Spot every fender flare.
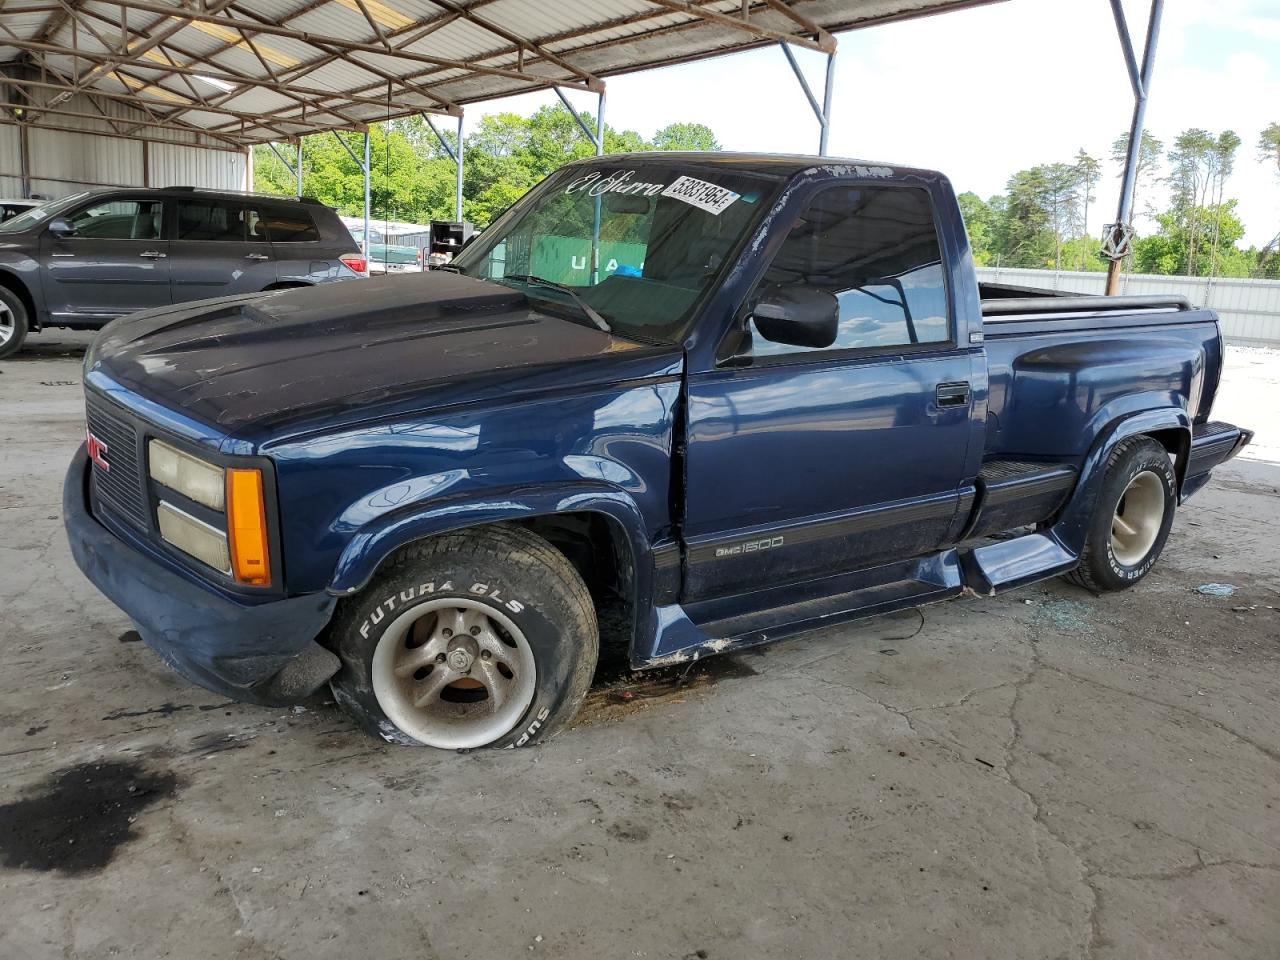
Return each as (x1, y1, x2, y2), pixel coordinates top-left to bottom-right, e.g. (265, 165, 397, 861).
(1051, 407, 1191, 555)
(326, 481, 656, 608)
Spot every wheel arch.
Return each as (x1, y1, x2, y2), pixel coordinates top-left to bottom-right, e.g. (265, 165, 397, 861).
(327, 487, 654, 656)
(1051, 406, 1191, 555)
(0, 267, 39, 330)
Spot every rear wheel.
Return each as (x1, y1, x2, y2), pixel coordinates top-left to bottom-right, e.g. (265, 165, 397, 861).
(0, 286, 30, 359)
(1067, 436, 1176, 592)
(328, 525, 598, 749)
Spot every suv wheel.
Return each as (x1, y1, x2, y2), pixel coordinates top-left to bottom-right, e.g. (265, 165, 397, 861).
(1066, 436, 1177, 592)
(0, 286, 30, 359)
(328, 525, 598, 750)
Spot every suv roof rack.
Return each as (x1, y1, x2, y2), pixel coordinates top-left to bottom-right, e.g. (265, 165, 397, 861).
(167, 186, 325, 205)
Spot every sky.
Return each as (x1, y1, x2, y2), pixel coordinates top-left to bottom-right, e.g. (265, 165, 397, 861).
(462, 0, 1280, 248)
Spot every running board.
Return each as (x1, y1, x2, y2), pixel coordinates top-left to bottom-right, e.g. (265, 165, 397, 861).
(698, 575, 960, 646)
(641, 553, 963, 665)
(959, 532, 1077, 595)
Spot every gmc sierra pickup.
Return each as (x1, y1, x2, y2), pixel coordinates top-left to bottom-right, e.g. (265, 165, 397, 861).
(64, 153, 1251, 751)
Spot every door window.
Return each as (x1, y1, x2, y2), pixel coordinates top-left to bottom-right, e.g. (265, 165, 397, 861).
(261, 208, 320, 243)
(245, 209, 269, 243)
(65, 199, 162, 240)
(748, 185, 950, 359)
(177, 199, 251, 242)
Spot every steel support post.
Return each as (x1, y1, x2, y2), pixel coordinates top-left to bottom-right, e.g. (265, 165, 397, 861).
(781, 41, 836, 156)
(295, 139, 303, 199)
(591, 88, 606, 281)
(555, 85, 608, 281)
(363, 131, 371, 260)
(1104, 0, 1164, 295)
(455, 113, 465, 222)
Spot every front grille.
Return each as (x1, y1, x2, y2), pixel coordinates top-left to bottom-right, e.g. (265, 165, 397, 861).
(86, 396, 149, 531)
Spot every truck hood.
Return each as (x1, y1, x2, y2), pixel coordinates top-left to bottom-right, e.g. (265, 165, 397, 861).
(86, 272, 683, 443)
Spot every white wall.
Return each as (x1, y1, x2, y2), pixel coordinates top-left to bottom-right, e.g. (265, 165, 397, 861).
(977, 267, 1280, 347)
(0, 89, 246, 200)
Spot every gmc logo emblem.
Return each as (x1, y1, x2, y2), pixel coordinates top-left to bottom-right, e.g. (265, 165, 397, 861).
(86, 429, 109, 472)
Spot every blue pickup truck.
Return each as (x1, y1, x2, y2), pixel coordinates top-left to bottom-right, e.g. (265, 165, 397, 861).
(65, 153, 1251, 751)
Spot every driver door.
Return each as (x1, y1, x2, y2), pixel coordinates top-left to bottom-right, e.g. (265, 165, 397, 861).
(40, 196, 171, 323)
(681, 182, 977, 601)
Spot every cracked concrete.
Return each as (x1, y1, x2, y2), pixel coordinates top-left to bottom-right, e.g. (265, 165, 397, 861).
(1, 334, 1277, 960)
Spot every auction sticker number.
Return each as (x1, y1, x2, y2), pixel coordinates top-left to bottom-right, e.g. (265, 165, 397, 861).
(661, 176, 741, 215)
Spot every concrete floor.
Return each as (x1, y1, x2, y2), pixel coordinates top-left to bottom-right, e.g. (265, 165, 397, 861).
(1, 332, 1277, 960)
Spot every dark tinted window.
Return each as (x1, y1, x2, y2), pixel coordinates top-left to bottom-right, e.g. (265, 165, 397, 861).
(67, 199, 162, 240)
(262, 207, 319, 243)
(750, 185, 949, 358)
(177, 199, 248, 241)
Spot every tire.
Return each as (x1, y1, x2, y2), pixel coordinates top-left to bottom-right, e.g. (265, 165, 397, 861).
(0, 286, 30, 360)
(1066, 436, 1176, 593)
(328, 524, 598, 750)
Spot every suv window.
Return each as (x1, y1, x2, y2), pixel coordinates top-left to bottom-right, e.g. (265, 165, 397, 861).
(66, 199, 162, 240)
(261, 207, 319, 243)
(749, 185, 950, 359)
(177, 199, 252, 242)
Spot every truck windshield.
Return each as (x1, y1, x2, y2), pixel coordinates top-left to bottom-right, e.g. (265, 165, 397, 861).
(451, 163, 776, 343)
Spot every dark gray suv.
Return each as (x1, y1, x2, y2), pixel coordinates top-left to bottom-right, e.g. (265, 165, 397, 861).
(0, 187, 367, 358)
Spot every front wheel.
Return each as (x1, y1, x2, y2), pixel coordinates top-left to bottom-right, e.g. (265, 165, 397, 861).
(0, 286, 30, 360)
(1067, 436, 1177, 592)
(328, 525, 598, 750)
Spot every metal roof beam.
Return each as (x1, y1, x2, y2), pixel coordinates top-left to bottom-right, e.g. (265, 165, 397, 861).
(427, 0, 604, 92)
(86, 0, 596, 91)
(0, 74, 363, 136)
(0, 97, 245, 148)
(0, 36, 451, 115)
(643, 0, 835, 53)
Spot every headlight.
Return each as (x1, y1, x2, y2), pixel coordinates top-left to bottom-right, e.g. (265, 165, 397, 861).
(157, 501, 231, 574)
(149, 440, 224, 509)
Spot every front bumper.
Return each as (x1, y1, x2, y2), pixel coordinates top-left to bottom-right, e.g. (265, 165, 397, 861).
(63, 447, 339, 706)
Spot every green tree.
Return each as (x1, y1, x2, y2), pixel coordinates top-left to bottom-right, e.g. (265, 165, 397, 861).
(1134, 200, 1250, 277)
(957, 191, 995, 265)
(1258, 122, 1280, 277)
(1206, 131, 1241, 277)
(1259, 122, 1280, 177)
(1073, 149, 1101, 267)
(652, 122, 721, 151)
(996, 167, 1055, 268)
(253, 106, 723, 230)
(1110, 129, 1163, 220)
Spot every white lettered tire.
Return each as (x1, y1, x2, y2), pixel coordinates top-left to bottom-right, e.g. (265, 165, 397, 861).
(328, 525, 598, 749)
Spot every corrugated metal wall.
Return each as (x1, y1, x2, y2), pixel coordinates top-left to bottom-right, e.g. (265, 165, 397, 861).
(977, 267, 1280, 347)
(0, 87, 246, 200)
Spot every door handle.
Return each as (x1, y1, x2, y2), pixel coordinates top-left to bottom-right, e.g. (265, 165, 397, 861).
(936, 381, 971, 408)
(244, 252, 270, 261)
(139, 250, 167, 259)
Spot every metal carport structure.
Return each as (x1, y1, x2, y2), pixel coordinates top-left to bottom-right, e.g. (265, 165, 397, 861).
(1, 0, 1163, 280)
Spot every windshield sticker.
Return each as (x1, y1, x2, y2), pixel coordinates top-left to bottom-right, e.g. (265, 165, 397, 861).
(661, 176, 741, 215)
(564, 169, 741, 214)
(565, 170, 667, 198)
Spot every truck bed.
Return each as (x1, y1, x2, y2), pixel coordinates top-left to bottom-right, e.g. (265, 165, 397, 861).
(977, 286, 1223, 464)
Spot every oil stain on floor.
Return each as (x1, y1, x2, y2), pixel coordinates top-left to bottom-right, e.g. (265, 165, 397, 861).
(0, 760, 181, 874)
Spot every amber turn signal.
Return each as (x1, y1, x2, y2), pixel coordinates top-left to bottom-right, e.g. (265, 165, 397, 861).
(226, 468, 271, 587)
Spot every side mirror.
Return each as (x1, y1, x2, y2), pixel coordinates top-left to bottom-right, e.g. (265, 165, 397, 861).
(46, 217, 74, 238)
(751, 285, 838, 348)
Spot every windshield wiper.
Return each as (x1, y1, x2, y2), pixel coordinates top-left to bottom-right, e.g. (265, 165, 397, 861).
(501, 274, 612, 333)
